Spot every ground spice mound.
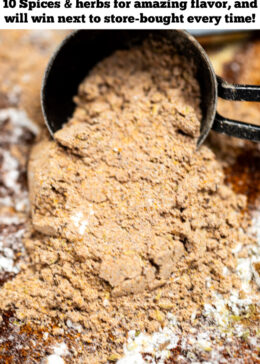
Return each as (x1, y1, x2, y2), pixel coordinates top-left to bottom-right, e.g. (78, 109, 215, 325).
(0, 39, 253, 362)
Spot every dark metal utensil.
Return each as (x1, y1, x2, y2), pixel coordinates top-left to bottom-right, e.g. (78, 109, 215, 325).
(41, 30, 260, 147)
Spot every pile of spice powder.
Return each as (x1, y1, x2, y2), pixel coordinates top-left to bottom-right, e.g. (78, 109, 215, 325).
(0, 37, 255, 363)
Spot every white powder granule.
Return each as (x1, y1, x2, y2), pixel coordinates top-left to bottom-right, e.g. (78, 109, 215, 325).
(0, 108, 39, 135)
(43, 354, 64, 364)
(119, 327, 179, 364)
(52, 342, 69, 356)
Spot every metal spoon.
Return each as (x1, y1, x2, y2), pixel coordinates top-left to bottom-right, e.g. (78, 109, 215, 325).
(41, 30, 260, 147)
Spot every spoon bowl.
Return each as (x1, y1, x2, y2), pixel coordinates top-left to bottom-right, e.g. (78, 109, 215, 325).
(42, 30, 260, 147)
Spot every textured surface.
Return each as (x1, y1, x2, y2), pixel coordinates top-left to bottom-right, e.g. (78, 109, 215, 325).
(0, 31, 259, 364)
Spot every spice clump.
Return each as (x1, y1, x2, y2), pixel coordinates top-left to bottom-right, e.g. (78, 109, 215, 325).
(0, 38, 252, 362)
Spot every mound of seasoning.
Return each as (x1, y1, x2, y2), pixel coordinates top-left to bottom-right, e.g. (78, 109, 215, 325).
(0, 38, 253, 362)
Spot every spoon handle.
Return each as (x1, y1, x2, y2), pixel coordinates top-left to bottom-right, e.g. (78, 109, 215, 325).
(212, 113, 260, 142)
(212, 77, 260, 141)
(217, 76, 260, 102)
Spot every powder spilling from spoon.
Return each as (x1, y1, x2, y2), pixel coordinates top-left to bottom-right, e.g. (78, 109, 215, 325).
(0, 38, 255, 362)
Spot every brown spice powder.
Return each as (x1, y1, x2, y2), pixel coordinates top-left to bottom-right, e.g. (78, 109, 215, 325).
(0, 38, 254, 363)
